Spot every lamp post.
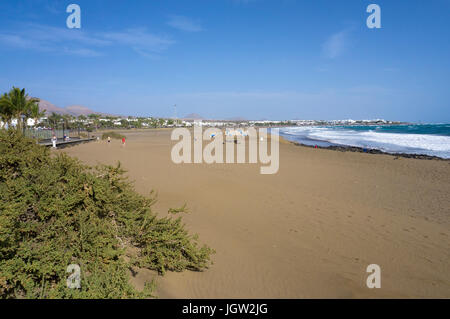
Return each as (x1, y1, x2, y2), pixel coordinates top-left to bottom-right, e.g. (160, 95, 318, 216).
(61, 119, 65, 141)
(20, 114, 26, 135)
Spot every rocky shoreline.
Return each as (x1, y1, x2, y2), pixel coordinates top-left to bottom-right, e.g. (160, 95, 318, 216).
(291, 141, 449, 161)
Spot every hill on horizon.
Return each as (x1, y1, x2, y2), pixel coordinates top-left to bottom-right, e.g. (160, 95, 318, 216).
(33, 98, 97, 117)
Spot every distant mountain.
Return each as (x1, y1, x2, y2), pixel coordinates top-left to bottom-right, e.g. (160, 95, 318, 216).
(35, 99, 69, 115)
(65, 105, 95, 116)
(33, 98, 97, 116)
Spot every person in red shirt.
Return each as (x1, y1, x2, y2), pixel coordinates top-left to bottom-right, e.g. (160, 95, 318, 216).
(122, 137, 126, 146)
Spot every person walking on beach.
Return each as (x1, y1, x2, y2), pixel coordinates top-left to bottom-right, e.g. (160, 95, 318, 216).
(51, 135, 57, 148)
(121, 137, 126, 146)
(107, 136, 111, 144)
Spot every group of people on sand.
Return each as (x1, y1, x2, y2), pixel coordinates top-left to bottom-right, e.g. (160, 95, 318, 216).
(50, 133, 126, 149)
(51, 133, 71, 148)
(106, 136, 126, 146)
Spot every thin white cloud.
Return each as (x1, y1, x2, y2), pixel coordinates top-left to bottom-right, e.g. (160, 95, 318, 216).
(63, 47, 103, 57)
(0, 24, 174, 57)
(100, 28, 174, 53)
(322, 30, 348, 59)
(0, 24, 107, 56)
(0, 34, 40, 49)
(132, 47, 164, 60)
(167, 15, 202, 32)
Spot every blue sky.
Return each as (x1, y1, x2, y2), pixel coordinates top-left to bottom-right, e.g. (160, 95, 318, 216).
(0, 0, 449, 122)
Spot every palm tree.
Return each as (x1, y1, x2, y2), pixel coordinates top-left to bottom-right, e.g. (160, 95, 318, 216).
(88, 113, 100, 130)
(47, 112, 62, 130)
(0, 93, 14, 127)
(0, 87, 40, 130)
(62, 114, 73, 129)
(76, 115, 87, 128)
(28, 103, 46, 128)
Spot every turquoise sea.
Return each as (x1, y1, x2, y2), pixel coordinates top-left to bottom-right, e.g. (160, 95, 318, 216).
(279, 124, 450, 158)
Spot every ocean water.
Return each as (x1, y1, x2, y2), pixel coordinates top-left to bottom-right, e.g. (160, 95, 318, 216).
(278, 124, 450, 159)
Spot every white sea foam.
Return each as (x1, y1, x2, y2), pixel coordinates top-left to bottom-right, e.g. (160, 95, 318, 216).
(280, 127, 450, 158)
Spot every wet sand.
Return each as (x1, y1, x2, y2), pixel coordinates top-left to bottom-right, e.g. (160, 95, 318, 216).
(60, 129, 450, 298)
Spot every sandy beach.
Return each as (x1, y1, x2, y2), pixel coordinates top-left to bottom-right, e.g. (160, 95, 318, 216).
(59, 129, 450, 298)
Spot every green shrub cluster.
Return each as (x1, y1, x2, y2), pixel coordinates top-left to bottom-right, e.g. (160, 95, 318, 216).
(101, 131, 125, 140)
(0, 130, 213, 298)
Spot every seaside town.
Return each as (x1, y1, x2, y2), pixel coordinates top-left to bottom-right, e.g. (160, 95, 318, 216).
(0, 104, 403, 131)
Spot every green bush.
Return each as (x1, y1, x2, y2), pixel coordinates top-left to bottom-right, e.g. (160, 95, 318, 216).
(0, 130, 213, 298)
(101, 131, 125, 140)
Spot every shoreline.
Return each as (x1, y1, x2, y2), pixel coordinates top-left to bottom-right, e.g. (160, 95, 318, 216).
(88, 126, 449, 160)
(287, 140, 450, 161)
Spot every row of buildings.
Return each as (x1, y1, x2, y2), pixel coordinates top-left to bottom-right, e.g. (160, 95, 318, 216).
(2, 116, 401, 129)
